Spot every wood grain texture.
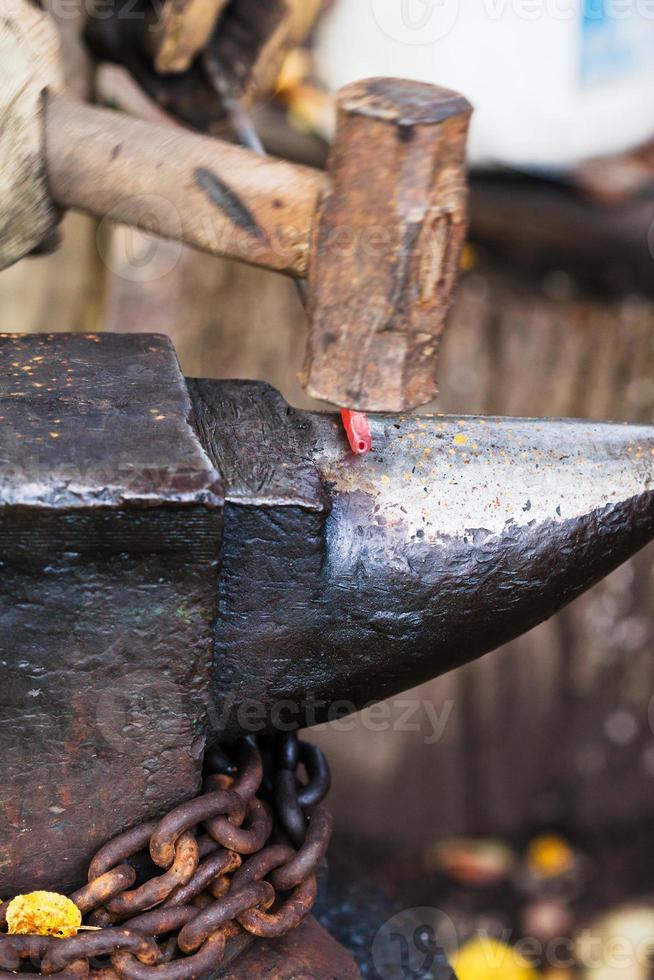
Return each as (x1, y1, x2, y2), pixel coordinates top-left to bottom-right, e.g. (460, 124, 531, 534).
(46, 93, 324, 278)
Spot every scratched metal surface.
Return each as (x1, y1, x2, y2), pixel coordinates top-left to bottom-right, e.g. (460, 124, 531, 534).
(0, 332, 223, 507)
(319, 413, 654, 537)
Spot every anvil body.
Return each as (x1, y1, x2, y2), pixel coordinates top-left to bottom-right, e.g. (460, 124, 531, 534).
(1, 332, 653, 893)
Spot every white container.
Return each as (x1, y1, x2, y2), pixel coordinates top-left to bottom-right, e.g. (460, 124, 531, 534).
(315, 0, 654, 171)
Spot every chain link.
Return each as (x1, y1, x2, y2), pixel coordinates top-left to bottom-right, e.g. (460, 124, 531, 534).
(0, 735, 332, 978)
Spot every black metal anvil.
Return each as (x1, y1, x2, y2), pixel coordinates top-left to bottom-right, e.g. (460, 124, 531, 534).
(2, 331, 653, 894)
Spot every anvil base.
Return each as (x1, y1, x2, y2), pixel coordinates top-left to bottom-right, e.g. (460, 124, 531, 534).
(220, 917, 359, 978)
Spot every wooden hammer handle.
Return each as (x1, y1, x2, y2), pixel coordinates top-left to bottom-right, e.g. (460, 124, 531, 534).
(45, 92, 325, 277)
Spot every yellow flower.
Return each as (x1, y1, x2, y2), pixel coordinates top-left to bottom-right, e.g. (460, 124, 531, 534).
(452, 937, 539, 980)
(6, 891, 81, 938)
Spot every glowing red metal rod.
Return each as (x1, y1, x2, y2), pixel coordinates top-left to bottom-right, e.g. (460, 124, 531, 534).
(340, 410, 372, 455)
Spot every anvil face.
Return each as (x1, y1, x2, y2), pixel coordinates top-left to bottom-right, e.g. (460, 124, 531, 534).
(1, 332, 653, 893)
(197, 383, 654, 734)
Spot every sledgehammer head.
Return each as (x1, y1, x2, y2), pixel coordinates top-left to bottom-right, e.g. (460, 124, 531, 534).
(305, 78, 472, 412)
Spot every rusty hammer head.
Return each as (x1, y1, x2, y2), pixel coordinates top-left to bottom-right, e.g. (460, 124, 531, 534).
(39, 76, 471, 414)
(305, 78, 472, 412)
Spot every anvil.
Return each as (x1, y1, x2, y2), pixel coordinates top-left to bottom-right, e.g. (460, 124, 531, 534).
(1, 331, 653, 893)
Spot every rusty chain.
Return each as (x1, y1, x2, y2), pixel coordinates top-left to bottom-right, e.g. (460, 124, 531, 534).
(0, 734, 331, 978)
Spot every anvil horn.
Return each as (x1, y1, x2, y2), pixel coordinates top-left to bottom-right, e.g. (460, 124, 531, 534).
(2, 331, 653, 893)
(192, 381, 654, 737)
